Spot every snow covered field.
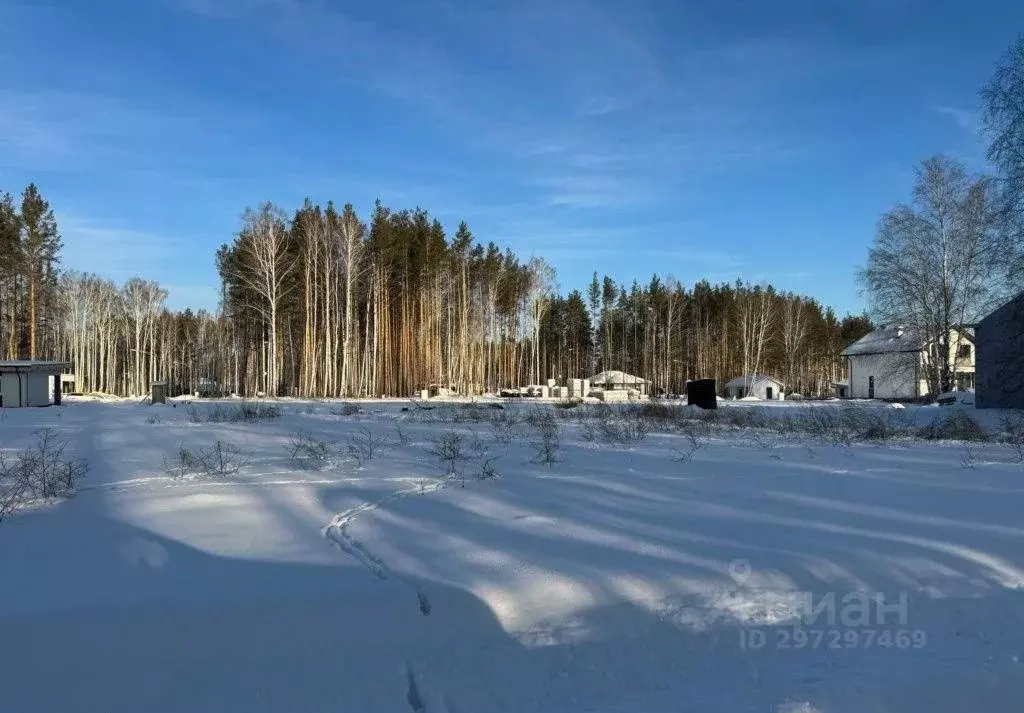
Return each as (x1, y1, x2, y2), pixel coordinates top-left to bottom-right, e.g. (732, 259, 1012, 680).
(2, 397, 1023, 712)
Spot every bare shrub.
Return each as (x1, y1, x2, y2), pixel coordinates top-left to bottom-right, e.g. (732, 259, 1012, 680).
(525, 407, 557, 431)
(393, 422, 410, 446)
(195, 441, 248, 477)
(719, 407, 770, 430)
(629, 402, 674, 421)
(798, 408, 855, 448)
(146, 413, 162, 424)
(0, 429, 89, 519)
(624, 418, 651, 442)
(960, 443, 979, 469)
(919, 410, 990, 442)
(467, 430, 489, 458)
(164, 445, 201, 478)
(748, 429, 782, 459)
(848, 406, 913, 441)
(347, 426, 385, 466)
(14, 428, 89, 498)
(532, 431, 560, 467)
(477, 457, 500, 481)
(530, 414, 560, 467)
(429, 431, 467, 480)
(286, 430, 336, 470)
(594, 413, 649, 446)
(0, 477, 22, 523)
(673, 420, 711, 461)
(435, 403, 494, 424)
(330, 402, 361, 417)
(998, 412, 1024, 462)
(187, 402, 280, 423)
(489, 411, 520, 445)
(579, 420, 597, 442)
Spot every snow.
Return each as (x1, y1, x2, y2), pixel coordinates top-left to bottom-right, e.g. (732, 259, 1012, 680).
(938, 389, 976, 406)
(725, 373, 784, 389)
(589, 370, 648, 385)
(2, 397, 1023, 712)
(841, 326, 926, 356)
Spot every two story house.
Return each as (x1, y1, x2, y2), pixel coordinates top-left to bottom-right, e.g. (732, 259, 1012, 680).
(840, 325, 975, 400)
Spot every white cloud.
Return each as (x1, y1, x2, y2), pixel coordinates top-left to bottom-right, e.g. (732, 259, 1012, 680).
(935, 105, 980, 134)
(59, 215, 184, 279)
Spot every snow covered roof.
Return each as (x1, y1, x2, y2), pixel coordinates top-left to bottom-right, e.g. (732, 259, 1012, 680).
(841, 326, 926, 356)
(724, 374, 784, 389)
(842, 325, 975, 357)
(589, 370, 648, 385)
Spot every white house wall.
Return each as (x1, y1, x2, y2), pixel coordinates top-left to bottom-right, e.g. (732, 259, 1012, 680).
(848, 352, 921, 399)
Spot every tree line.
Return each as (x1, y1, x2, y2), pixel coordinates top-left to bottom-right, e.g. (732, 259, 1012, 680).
(0, 186, 870, 398)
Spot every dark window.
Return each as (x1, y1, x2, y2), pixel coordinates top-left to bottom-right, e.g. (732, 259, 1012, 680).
(957, 344, 972, 359)
(868, 376, 875, 399)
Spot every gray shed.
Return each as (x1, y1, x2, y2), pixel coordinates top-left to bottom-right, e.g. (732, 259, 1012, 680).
(0, 361, 73, 408)
(976, 291, 1024, 409)
(724, 374, 784, 400)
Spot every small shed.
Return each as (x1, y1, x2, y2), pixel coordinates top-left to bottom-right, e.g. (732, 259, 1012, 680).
(589, 370, 649, 396)
(0, 361, 73, 407)
(724, 374, 784, 400)
(833, 379, 849, 399)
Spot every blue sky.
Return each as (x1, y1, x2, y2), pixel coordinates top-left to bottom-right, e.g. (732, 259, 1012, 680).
(1, 0, 1020, 315)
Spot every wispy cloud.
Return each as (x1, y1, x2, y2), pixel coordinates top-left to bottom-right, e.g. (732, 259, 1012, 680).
(0, 90, 201, 172)
(171, 0, 841, 213)
(935, 105, 981, 134)
(934, 105, 987, 168)
(59, 215, 184, 278)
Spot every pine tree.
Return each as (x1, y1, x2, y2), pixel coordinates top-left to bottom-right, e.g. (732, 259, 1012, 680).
(19, 184, 61, 358)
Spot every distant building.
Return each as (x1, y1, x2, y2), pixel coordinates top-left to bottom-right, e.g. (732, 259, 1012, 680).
(0, 361, 73, 407)
(976, 291, 1024, 409)
(589, 370, 648, 397)
(840, 326, 975, 400)
(833, 379, 849, 399)
(724, 374, 784, 400)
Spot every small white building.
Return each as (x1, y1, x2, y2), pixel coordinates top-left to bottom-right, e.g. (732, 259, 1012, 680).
(724, 374, 785, 400)
(841, 325, 975, 400)
(589, 370, 649, 397)
(0, 361, 72, 407)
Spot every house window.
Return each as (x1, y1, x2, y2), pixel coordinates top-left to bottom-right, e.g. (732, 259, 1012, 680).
(956, 373, 975, 390)
(957, 344, 971, 359)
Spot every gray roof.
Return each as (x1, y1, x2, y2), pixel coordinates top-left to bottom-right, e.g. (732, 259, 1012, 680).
(841, 325, 975, 357)
(0, 360, 71, 373)
(589, 370, 648, 385)
(841, 326, 925, 356)
(724, 374, 784, 389)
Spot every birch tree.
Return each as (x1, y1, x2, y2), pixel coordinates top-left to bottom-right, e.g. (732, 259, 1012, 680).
(226, 203, 297, 396)
(860, 156, 1010, 393)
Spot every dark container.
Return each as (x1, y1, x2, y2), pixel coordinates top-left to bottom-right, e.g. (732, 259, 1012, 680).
(686, 379, 717, 409)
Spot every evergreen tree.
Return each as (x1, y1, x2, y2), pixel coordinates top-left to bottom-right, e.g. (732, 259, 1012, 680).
(19, 184, 61, 358)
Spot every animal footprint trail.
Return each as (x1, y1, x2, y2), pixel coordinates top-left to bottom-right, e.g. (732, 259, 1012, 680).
(323, 481, 445, 614)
